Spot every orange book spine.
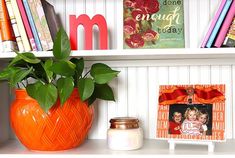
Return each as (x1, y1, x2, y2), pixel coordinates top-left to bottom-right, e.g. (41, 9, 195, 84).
(0, 0, 17, 51)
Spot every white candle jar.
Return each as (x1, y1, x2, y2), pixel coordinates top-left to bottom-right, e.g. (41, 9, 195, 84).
(107, 117, 143, 150)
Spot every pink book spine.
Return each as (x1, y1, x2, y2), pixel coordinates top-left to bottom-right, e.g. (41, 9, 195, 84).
(214, 0, 235, 48)
(201, 0, 227, 48)
(16, 0, 37, 51)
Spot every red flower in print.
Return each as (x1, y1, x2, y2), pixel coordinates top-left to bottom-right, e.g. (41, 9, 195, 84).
(124, 0, 159, 14)
(131, 8, 147, 20)
(124, 18, 138, 35)
(131, 0, 160, 20)
(142, 29, 159, 41)
(124, 0, 136, 8)
(125, 33, 145, 48)
(143, 0, 160, 14)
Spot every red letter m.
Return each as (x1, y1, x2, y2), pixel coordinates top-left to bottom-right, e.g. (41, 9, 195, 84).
(70, 14, 108, 50)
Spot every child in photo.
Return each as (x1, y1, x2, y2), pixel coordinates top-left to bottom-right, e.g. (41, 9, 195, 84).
(169, 112, 182, 134)
(181, 107, 202, 136)
(198, 110, 209, 135)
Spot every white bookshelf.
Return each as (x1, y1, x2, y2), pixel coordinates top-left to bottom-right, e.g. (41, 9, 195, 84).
(1, 48, 235, 61)
(1, 139, 235, 157)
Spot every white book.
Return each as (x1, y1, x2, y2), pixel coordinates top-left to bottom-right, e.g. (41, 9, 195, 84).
(5, 0, 25, 52)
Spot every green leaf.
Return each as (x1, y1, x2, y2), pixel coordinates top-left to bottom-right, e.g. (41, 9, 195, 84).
(90, 63, 119, 84)
(9, 52, 41, 67)
(9, 67, 33, 87)
(49, 61, 75, 77)
(26, 81, 44, 100)
(87, 83, 115, 105)
(70, 58, 84, 78)
(8, 55, 23, 67)
(43, 59, 54, 82)
(57, 77, 74, 105)
(94, 84, 115, 101)
(31, 63, 46, 80)
(0, 67, 19, 80)
(78, 78, 94, 101)
(37, 83, 58, 112)
(53, 28, 71, 60)
(26, 82, 57, 112)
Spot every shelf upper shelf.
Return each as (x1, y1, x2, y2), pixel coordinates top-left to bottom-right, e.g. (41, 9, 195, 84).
(0, 139, 235, 157)
(1, 48, 235, 61)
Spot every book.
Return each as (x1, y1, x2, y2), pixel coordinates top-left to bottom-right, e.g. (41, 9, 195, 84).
(26, 0, 49, 50)
(4, 0, 24, 51)
(123, 0, 185, 49)
(201, 0, 227, 48)
(206, 0, 233, 48)
(22, 0, 42, 51)
(41, 0, 60, 41)
(11, 0, 31, 51)
(214, 0, 235, 48)
(28, 0, 53, 50)
(223, 17, 235, 47)
(16, 0, 37, 51)
(0, 0, 17, 52)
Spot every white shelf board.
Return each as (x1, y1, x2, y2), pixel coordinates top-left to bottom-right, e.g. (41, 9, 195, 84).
(1, 139, 235, 157)
(1, 48, 235, 61)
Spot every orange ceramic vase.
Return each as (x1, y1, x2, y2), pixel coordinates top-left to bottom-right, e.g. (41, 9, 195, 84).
(10, 89, 94, 151)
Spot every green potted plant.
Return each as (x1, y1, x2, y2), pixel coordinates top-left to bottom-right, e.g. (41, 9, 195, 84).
(0, 28, 119, 151)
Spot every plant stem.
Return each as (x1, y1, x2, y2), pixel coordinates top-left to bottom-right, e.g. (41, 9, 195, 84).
(26, 79, 29, 85)
(21, 81, 26, 88)
(51, 82, 56, 87)
(83, 70, 90, 78)
(17, 83, 20, 89)
(40, 62, 50, 83)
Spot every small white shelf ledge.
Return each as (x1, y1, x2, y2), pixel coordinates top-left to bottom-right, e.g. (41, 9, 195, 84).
(1, 139, 235, 157)
(1, 48, 235, 61)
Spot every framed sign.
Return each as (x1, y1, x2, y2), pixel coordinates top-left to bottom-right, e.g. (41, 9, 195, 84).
(157, 85, 225, 141)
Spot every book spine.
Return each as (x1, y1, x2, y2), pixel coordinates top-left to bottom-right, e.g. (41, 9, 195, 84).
(0, 0, 17, 52)
(16, 0, 37, 51)
(11, 0, 31, 51)
(201, 0, 227, 48)
(22, 0, 42, 51)
(214, 0, 235, 48)
(33, 0, 53, 50)
(41, 0, 60, 41)
(206, 0, 233, 48)
(223, 17, 235, 47)
(4, 0, 24, 52)
(27, 0, 49, 51)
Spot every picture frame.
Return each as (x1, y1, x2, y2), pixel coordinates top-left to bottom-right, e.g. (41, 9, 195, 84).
(157, 84, 226, 141)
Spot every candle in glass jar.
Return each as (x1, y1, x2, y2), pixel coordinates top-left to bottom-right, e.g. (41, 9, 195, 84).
(107, 117, 143, 150)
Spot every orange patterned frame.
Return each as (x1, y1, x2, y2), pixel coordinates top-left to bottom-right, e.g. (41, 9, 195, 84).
(157, 84, 225, 141)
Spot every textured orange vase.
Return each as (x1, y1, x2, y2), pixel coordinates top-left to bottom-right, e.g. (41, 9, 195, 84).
(10, 89, 94, 151)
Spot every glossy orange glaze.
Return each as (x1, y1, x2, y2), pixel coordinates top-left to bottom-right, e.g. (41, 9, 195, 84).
(10, 89, 94, 151)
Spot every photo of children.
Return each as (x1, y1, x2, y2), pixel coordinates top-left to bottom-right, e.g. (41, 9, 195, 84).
(169, 112, 182, 134)
(168, 104, 212, 136)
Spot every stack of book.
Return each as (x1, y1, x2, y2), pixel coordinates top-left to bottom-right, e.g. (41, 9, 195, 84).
(202, 0, 235, 48)
(0, 0, 60, 52)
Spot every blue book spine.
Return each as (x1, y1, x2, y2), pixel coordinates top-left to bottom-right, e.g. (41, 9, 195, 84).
(23, 0, 43, 51)
(206, 0, 233, 48)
